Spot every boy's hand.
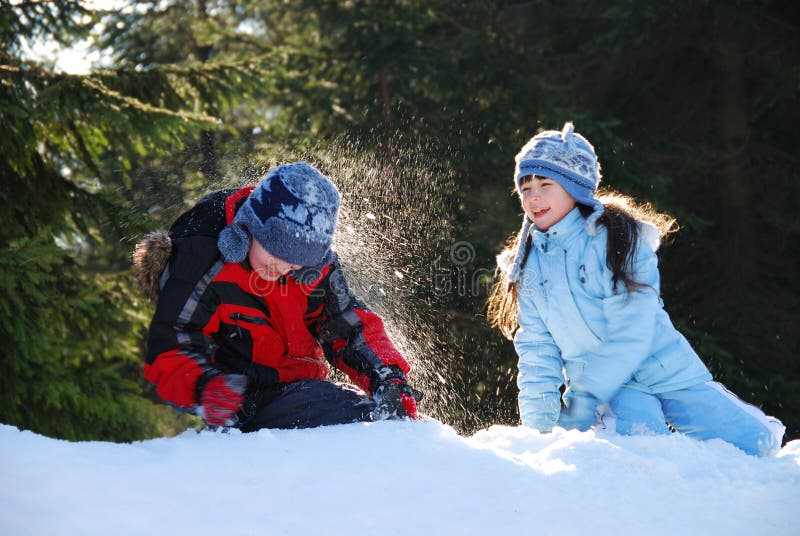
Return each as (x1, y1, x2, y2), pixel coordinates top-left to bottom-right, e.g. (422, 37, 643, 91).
(373, 367, 422, 420)
(197, 374, 247, 427)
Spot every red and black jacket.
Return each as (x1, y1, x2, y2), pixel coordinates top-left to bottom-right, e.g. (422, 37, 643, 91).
(144, 187, 410, 410)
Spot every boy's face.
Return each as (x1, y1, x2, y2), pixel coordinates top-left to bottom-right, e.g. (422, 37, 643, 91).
(519, 175, 576, 231)
(248, 239, 302, 281)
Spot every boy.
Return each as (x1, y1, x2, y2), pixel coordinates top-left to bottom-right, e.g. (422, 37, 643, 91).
(133, 162, 420, 430)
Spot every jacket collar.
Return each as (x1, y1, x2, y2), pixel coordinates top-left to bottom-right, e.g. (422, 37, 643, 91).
(530, 207, 586, 251)
(225, 186, 256, 224)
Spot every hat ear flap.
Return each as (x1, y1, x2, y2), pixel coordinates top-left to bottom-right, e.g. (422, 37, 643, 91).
(218, 222, 250, 264)
(508, 217, 533, 283)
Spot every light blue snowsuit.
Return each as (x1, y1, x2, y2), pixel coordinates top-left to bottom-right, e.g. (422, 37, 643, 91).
(513, 207, 784, 456)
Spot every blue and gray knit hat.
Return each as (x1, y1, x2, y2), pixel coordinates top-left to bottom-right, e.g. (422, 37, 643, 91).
(514, 122, 602, 210)
(218, 162, 340, 267)
(505, 122, 604, 282)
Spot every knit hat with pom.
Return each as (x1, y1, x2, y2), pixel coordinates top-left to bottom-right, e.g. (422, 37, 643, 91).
(218, 162, 340, 267)
(505, 122, 604, 283)
(514, 122, 602, 210)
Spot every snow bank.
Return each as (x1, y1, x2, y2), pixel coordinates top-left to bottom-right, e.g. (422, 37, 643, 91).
(2, 421, 799, 535)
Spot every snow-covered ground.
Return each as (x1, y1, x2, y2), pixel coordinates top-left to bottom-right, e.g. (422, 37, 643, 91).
(2, 420, 799, 535)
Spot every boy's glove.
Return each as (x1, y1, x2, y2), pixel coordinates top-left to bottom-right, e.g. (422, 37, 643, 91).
(197, 374, 247, 428)
(372, 367, 422, 421)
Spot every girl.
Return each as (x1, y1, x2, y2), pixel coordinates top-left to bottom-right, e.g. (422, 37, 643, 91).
(487, 123, 784, 456)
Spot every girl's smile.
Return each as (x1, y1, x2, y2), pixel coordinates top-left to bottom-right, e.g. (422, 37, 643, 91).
(519, 175, 576, 231)
(532, 206, 550, 216)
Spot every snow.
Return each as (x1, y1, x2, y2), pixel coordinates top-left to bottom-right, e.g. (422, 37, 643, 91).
(2, 420, 799, 536)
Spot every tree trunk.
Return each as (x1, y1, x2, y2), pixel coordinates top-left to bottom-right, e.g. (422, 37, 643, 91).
(196, 0, 218, 181)
(712, 5, 755, 288)
(199, 130, 217, 181)
(378, 65, 395, 178)
(379, 66, 392, 128)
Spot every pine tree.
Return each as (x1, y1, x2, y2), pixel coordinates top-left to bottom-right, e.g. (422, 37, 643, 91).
(0, 0, 265, 440)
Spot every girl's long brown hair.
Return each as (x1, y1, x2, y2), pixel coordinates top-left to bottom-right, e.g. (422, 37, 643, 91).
(487, 188, 678, 340)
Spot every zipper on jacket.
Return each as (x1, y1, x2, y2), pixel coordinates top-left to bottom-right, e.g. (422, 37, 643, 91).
(287, 355, 325, 364)
(230, 312, 269, 325)
(229, 312, 270, 339)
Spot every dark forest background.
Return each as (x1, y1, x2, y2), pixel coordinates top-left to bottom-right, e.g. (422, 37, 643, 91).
(2, 0, 798, 442)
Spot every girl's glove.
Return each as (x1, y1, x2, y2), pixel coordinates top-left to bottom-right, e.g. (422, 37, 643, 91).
(197, 374, 247, 427)
(521, 391, 562, 433)
(559, 388, 603, 431)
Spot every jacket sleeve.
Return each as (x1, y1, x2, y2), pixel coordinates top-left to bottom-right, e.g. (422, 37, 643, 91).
(143, 236, 224, 409)
(572, 239, 661, 403)
(514, 279, 564, 431)
(311, 255, 410, 394)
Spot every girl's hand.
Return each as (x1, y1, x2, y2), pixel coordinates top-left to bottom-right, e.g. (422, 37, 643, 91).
(521, 391, 561, 432)
(559, 389, 603, 431)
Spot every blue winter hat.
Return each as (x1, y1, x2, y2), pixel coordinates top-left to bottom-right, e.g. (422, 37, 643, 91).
(218, 162, 340, 267)
(514, 122, 602, 211)
(505, 123, 604, 283)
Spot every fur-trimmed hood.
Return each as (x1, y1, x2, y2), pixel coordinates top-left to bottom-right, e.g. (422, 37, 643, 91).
(131, 230, 172, 304)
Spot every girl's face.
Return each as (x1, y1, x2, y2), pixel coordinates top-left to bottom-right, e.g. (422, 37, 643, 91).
(248, 239, 302, 281)
(519, 175, 576, 231)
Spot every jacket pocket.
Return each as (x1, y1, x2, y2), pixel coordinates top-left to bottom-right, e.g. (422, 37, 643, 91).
(225, 312, 273, 341)
(230, 312, 270, 326)
(280, 353, 330, 381)
(563, 359, 586, 387)
(632, 355, 667, 388)
(219, 308, 285, 363)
